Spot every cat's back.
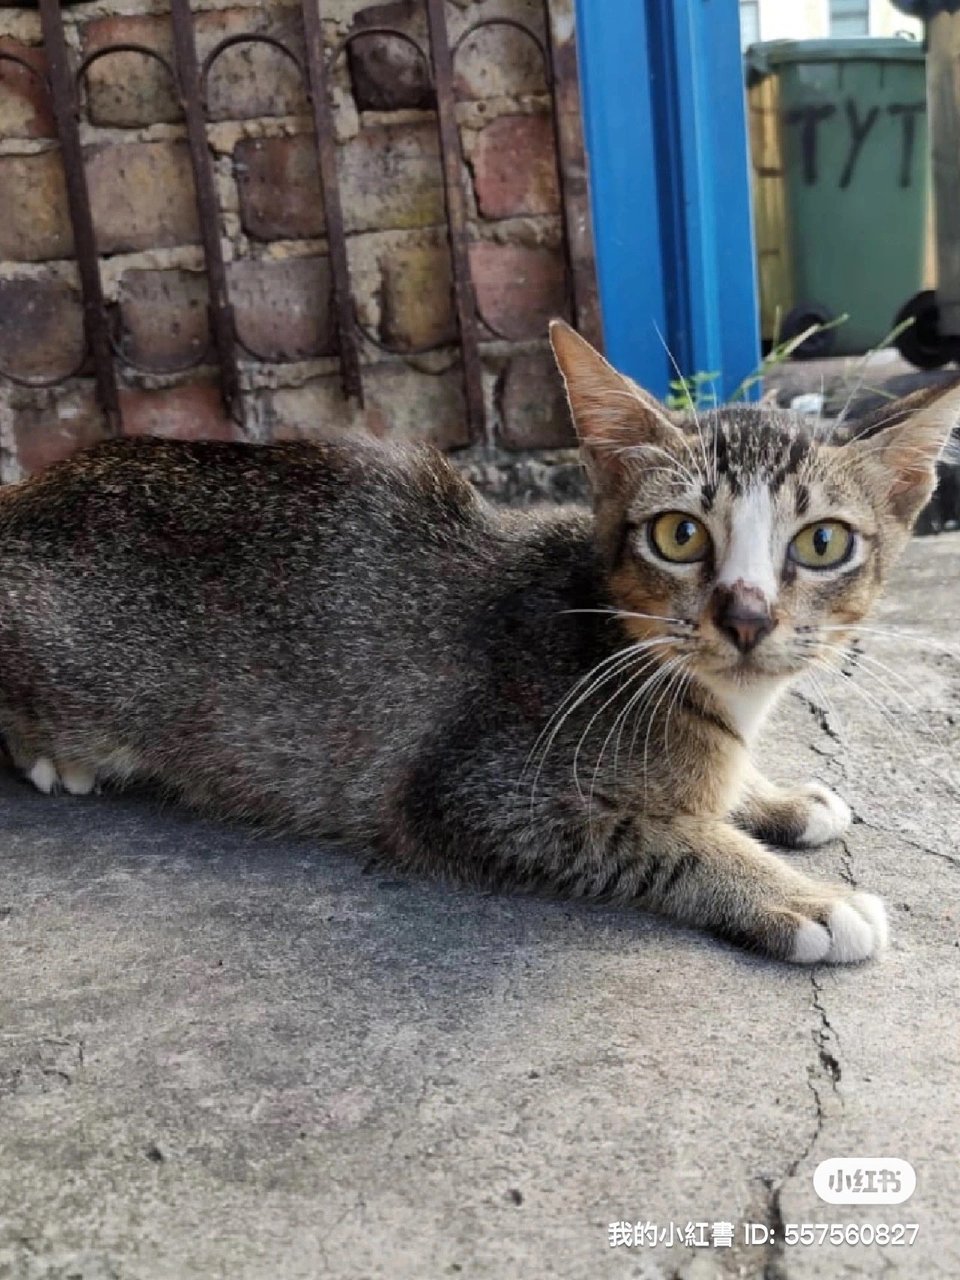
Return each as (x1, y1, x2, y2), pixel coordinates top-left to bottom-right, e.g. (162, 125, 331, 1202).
(0, 433, 599, 650)
(0, 434, 487, 553)
(0, 432, 609, 830)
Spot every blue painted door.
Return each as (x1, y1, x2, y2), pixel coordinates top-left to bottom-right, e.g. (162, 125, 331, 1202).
(573, 0, 761, 401)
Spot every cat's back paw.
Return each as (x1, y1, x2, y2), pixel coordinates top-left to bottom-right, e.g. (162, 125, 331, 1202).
(789, 891, 887, 965)
(24, 757, 98, 796)
(796, 782, 851, 847)
(26, 756, 60, 795)
(61, 764, 98, 796)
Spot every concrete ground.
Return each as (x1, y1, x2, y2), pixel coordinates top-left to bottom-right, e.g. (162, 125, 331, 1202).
(1, 535, 958, 1280)
(762, 348, 958, 418)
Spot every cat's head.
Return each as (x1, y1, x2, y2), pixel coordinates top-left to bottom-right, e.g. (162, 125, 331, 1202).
(550, 320, 960, 696)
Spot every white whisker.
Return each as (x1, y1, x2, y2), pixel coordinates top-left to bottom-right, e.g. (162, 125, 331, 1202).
(557, 607, 693, 628)
(662, 662, 693, 762)
(522, 637, 678, 806)
(654, 322, 713, 483)
(640, 654, 691, 802)
(587, 653, 686, 807)
(572, 644, 688, 805)
(821, 623, 960, 659)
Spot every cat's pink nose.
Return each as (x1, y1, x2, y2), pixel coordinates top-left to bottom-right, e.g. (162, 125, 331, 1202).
(712, 588, 777, 654)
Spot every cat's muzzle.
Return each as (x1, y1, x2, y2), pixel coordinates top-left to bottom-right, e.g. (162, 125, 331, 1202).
(711, 586, 777, 655)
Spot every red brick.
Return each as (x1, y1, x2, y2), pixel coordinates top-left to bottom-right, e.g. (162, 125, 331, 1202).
(469, 242, 566, 340)
(80, 11, 307, 129)
(347, 1, 433, 112)
(378, 244, 454, 351)
(470, 115, 559, 219)
(199, 10, 307, 123)
(230, 257, 335, 360)
(270, 362, 468, 450)
(0, 277, 85, 383)
(236, 124, 443, 240)
(373, 240, 565, 358)
(341, 123, 443, 233)
(497, 348, 574, 450)
(0, 38, 55, 140)
(118, 269, 211, 371)
(119, 384, 240, 441)
(363, 363, 468, 448)
(235, 136, 324, 241)
(0, 152, 73, 262)
(121, 259, 334, 367)
(454, 24, 547, 101)
(79, 16, 179, 128)
(87, 142, 200, 254)
(12, 387, 107, 476)
(268, 376, 352, 442)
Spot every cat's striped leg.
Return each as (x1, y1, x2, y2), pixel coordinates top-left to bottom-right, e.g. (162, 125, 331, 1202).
(576, 813, 885, 964)
(733, 761, 851, 849)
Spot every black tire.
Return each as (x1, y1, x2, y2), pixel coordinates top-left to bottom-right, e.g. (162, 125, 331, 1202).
(937, 465, 960, 528)
(780, 303, 836, 360)
(915, 468, 948, 535)
(915, 498, 944, 536)
(893, 290, 960, 370)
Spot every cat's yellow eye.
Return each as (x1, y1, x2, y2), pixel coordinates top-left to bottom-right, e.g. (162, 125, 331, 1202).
(648, 512, 710, 564)
(789, 520, 854, 570)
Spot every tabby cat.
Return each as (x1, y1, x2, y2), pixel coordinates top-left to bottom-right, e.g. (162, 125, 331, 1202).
(1, 322, 955, 964)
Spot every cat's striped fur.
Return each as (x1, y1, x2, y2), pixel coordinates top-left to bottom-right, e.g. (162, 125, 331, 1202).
(0, 321, 955, 963)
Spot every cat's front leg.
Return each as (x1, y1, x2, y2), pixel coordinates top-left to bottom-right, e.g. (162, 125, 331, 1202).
(588, 813, 884, 964)
(732, 760, 851, 849)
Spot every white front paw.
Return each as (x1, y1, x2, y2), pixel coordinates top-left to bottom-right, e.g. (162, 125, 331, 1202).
(796, 783, 851, 848)
(791, 892, 888, 964)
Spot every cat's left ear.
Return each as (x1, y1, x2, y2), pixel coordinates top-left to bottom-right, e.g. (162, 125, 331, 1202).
(549, 320, 685, 490)
(846, 379, 960, 525)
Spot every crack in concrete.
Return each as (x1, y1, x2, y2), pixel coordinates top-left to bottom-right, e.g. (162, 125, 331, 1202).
(810, 974, 843, 1094)
(851, 804, 960, 872)
(791, 689, 844, 750)
(837, 836, 856, 887)
(790, 689, 850, 801)
(760, 974, 844, 1280)
(894, 834, 960, 871)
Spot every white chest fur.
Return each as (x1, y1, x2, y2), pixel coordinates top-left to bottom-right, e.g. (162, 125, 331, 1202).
(708, 677, 786, 744)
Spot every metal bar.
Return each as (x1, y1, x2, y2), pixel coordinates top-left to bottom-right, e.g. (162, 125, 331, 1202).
(301, 0, 363, 403)
(168, 0, 243, 424)
(37, 0, 121, 433)
(424, 0, 486, 446)
(542, 0, 602, 349)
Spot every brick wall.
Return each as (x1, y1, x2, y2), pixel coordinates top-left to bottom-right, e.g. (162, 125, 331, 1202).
(0, 0, 597, 491)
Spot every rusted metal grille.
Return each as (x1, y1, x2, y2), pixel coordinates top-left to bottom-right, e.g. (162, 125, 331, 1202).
(0, 0, 597, 447)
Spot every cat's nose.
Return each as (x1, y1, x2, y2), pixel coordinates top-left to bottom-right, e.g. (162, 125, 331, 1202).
(712, 588, 777, 654)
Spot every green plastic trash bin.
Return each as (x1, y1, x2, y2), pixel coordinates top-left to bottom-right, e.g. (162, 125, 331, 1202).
(746, 38, 929, 357)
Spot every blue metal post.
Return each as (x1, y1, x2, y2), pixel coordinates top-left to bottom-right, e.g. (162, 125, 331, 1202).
(573, 0, 761, 401)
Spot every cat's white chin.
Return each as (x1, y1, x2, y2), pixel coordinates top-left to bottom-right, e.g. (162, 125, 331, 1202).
(698, 670, 790, 743)
(791, 893, 888, 964)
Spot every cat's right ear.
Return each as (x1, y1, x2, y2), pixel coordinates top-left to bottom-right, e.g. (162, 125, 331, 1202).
(844, 378, 960, 526)
(549, 320, 684, 490)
